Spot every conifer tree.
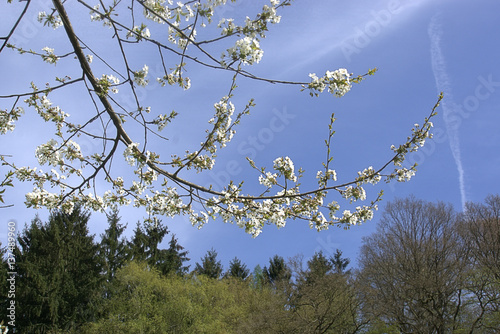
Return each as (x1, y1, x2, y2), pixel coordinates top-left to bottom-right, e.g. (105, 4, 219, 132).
(160, 234, 190, 276)
(142, 219, 169, 267)
(127, 222, 148, 262)
(99, 209, 129, 298)
(194, 248, 223, 279)
(226, 257, 250, 280)
(128, 220, 191, 276)
(14, 206, 102, 332)
(331, 249, 350, 274)
(263, 255, 291, 286)
(304, 251, 334, 283)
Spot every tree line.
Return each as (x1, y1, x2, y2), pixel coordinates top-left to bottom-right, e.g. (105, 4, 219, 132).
(1, 194, 499, 333)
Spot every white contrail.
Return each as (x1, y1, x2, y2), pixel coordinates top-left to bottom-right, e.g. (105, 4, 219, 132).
(428, 14, 467, 211)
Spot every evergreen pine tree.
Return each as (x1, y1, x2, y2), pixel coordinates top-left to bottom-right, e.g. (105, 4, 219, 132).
(99, 209, 129, 296)
(304, 251, 334, 284)
(160, 234, 190, 276)
(142, 218, 168, 267)
(263, 255, 291, 286)
(194, 248, 223, 279)
(331, 249, 350, 274)
(128, 219, 190, 276)
(226, 257, 250, 280)
(128, 221, 148, 262)
(15, 206, 102, 332)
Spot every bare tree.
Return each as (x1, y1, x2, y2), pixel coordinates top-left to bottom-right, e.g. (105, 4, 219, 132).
(459, 195, 500, 332)
(357, 196, 470, 334)
(289, 252, 363, 334)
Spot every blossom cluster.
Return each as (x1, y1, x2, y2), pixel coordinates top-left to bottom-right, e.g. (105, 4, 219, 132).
(207, 96, 236, 151)
(340, 205, 377, 226)
(225, 36, 263, 65)
(273, 156, 297, 182)
(140, 187, 188, 218)
(126, 24, 151, 41)
(41, 47, 59, 64)
(388, 109, 437, 182)
(89, 4, 112, 27)
(152, 110, 178, 131)
(185, 151, 216, 171)
(306, 69, 352, 97)
(356, 166, 381, 185)
(219, 1, 282, 39)
(35, 139, 83, 168)
(97, 74, 120, 95)
(157, 65, 191, 90)
(123, 143, 140, 166)
(0, 107, 23, 134)
(36, 139, 64, 167)
(142, 0, 196, 48)
(341, 185, 367, 202)
(133, 65, 149, 87)
(24, 92, 68, 135)
(25, 188, 62, 210)
(259, 171, 278, 188)
(316, 169, 337, 188)
(37, 11, 63, 29)
(219, 1, 283, 66)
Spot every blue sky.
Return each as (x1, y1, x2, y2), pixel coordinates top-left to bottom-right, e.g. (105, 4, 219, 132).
(1, 0, 500, 272)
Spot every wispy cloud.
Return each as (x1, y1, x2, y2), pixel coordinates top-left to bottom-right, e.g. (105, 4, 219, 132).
(428, 14, 467, 211)
(277, 0, 433, 71)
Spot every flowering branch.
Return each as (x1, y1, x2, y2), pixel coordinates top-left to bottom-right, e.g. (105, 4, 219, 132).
(0, 0, 440, 237)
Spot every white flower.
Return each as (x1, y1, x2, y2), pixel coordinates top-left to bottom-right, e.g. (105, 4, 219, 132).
(226, 37, 264, 65)
(342, 185, 366, 202)
(396, 167, 416, 182)
(37, 11, 62, 29)
(123, 142, 139, 166)
(317, 169, 337, 186)
(102, 74, 120, 94)
(41, 47, 59, 64)
(142, 27, 151, 38)
(35, 139, 63, 166)
(133, 64, 149, 87)
(326, 169, 337, 181)
(259, 172, 278, 187)
(106, 75, 120, 85)
(0, 107, 23, 134)
(357, 166, 381, 184)
(25, 188, 60, 210)
(38, 11, 47, 22)
(307, 68, 352, 97)
(273, 156, 297, 182)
